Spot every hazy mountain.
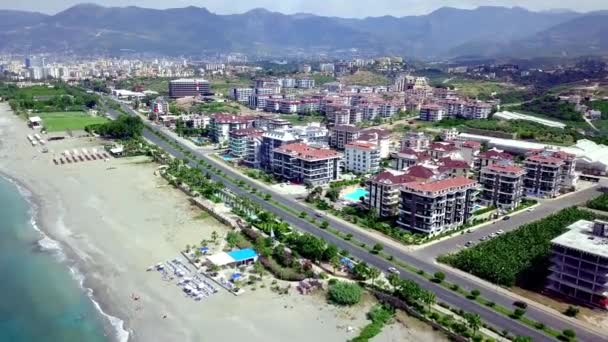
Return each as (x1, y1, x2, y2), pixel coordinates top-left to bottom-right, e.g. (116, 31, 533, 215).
(0, 4, 604, 59)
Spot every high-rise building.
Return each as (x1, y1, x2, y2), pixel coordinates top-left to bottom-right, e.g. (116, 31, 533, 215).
(367, 170, 415, 218)
(479, 162, 526, 211)
(344, 141, 380, 174)
(397, 177, 478, 235)
(169, 79, 211, 98)
(272, 143, 342, 186)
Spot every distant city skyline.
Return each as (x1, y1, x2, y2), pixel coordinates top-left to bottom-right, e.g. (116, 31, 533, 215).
(0, 0, 607, 17)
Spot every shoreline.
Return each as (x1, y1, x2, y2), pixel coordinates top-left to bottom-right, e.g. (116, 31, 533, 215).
(0, 170, 129, 342)
(0, 102, 448, 342)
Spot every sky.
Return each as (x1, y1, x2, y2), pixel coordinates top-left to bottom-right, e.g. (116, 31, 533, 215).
(0, 0, 606, 17)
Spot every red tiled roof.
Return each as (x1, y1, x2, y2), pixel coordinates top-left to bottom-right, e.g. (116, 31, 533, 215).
(431, 142, 458, 152)
(404, 165, 436, 179)
(345, 141, 377, 150)
(485, 163, 525, 174)
(404, 176, 477, 193)
(230, 128, 264, 137)
(439, 157, 470, 169)
(462, 140, 481, 149)
(274, 142, 341, 161)
(526, 154, 565, 165)
(370, 171, 415, 185)
(398, 148, 431, 160)
(479, 149, 512, 161)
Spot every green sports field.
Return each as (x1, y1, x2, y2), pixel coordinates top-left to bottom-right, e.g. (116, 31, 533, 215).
(38, 112, 108, 132)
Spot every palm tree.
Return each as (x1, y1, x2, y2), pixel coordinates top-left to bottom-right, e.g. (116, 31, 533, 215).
(330, 255, 341, 274)
(421, 291, 436, 312)
(464, 312, 481, 337)
(368, 267, 381, 287)
(211, 231, 218, 242)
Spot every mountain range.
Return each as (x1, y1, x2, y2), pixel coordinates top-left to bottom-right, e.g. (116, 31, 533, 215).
(0, 3, 607, 59)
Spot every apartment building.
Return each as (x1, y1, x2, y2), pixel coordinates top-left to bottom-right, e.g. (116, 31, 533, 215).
(272, 143, 342, 186)
(329, 124, 360, 150)
(479, 163, 526, 211)
(395, 148, 432, 169)
(344, 141, 381, 174)
(547, 219, 608, 309)
(244, 135, 263, 168)
(296, 78, 315, 89)
(419, 104, 446, 121)
(230, 87, 254, 103)
(358, 128, 391, 158)
(209, 113, 255, 144)
(523, 149, 577, 198)
(429, 142, 459, 160)
(397, 176, 479, 235)
(228, 128, 264, 160)
(367, 170, 415, 218)
(150, 97, 169, 115)
(169, 79, 211, 98)
(437, 157, 472, 178)
(260, 130, 300, 171)
(402, 131, 431, 151)
(475, 148, 513, 170)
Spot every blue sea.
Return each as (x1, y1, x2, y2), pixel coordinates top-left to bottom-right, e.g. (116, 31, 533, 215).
(0, 176, 112, 342)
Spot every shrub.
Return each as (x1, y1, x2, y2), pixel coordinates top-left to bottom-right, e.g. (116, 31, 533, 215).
(512, 308, 526, 319)
(327, 281, 363, 306)
(451, 284, 460, 291)
(371, 243, 384, 254)
(560, 329, 576, 341)
(563, 305, 579, 317)
(485, 301, 495, 307)
(535, 322, 545, 330)
(433, 272, 446, 283)
(470, 289, 481, 299)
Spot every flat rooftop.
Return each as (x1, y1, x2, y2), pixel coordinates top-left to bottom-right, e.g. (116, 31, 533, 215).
(551, 220, 608, 259)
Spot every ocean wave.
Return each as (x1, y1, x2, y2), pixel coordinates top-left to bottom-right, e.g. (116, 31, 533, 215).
(1, 175, 130, 342)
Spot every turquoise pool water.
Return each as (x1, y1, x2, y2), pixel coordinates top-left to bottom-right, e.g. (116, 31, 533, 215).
(222, 155, 234, 161)
(343, 188, 368, 202)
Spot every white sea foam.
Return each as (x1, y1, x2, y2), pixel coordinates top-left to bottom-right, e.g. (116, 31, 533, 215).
(69, 266, 131, 342)
(2, 175, 130, 342)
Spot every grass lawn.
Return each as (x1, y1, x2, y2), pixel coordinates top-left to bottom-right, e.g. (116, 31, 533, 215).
(280, 114, 323, 125)
(38, 112, 108, 132)
(21, 86, 68, 97)
(446, 78, 510, 98)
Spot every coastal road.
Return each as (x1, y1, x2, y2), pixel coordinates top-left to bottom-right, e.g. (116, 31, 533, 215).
(105, 100, 608, 342)
(414, 185, 605, 260)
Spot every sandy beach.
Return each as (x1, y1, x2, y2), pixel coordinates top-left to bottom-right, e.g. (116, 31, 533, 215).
(0, 102, 447, 342)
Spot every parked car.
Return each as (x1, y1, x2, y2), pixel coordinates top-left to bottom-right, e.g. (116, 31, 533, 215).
(503, 216, 511, 221)
(490, 233, 498, 238)
(496, 229, 505, 235)
(465, 241, 475, 247)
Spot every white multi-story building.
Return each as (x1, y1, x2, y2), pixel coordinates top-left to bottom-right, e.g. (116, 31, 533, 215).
(209, 113, 255, 144)
(230, 88, 254, 103)
(419, 104, 446, 121)
(296, 78, 315, 89)
(367, 170, 415, 218)
(272, 143, 342, 186)
(344, 141, 381, 174)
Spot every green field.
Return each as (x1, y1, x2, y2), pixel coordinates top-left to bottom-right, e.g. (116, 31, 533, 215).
(38, 112, 108, 132)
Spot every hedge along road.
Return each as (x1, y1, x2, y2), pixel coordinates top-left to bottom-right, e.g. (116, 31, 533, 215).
(106, 100, 606, 342)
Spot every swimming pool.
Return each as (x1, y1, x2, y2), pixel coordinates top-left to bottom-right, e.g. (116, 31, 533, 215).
(222, 155, 234, 161)
(342, 188, 369, 202)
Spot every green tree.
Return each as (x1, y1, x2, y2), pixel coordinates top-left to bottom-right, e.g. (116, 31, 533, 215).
(322, 244, 339, 262)
(420, 290, 436, 311)
(352, 262, 372, 281)
(211, 230, 218, 242)
(325, 187, 340, 202)
(226, 231, 239, 248)
(320, 220, 329, 229)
